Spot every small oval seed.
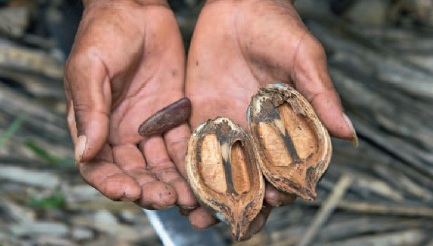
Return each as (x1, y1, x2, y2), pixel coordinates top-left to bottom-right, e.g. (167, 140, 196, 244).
(138, 97, 191, 137)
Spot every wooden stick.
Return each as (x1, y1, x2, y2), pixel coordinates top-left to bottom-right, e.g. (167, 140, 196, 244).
(321, 229, 426, 246)
(300, 200, 433, 218)
(296, 174, 353, 246)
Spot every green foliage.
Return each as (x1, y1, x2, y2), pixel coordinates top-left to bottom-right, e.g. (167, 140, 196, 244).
(24, 140, 75, 166)
(0, 113, 26, 148)
(26, 189, 65, 209)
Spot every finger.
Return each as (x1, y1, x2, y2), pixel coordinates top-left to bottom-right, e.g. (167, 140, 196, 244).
(66, 101, 78, 144)
(164, 124, 191, 178)
(140, 137, 196, 209)
(164, 124, 198, 209)
(239, 204, 272, 241)
(78, 145, 142, 201)
(112, 144, 177, 209)
(264, 183, 297, 207)
(188, 207, 218, 229)
(292, 35, 357, 142)
(64, 51, 112, 163)
(135, 181, 177, 210)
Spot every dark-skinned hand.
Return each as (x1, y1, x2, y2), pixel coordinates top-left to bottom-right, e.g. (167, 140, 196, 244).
(64, 0, 197, 211)
(185, 0, 356, 240)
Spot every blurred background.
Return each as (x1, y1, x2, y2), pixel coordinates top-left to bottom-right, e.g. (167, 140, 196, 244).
(1, 0, 433, 245)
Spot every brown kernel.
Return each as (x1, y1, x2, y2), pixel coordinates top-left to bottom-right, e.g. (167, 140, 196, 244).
(199, 134, 227, 194)
(230, 141, 251, 194)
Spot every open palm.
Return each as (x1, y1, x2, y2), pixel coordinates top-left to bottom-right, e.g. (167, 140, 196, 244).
(186, 0, 355, 239)
(65, 1, 196, 210)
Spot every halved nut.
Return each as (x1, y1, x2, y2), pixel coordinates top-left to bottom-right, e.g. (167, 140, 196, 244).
(247, 83, 332, 201)
(185, 117, 265, 240)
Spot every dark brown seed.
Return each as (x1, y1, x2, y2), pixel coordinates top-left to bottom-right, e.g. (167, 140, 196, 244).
(138, 97, 191, 137)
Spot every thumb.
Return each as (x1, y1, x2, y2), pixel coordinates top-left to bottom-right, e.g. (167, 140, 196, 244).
(292, 36, 357, 144)
(65, 54, 111, 163)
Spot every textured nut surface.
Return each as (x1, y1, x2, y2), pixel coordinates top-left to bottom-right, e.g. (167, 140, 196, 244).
(247, 83, 332, 201)
(185, 117, 265, 240)
(185, 83, 332, 240)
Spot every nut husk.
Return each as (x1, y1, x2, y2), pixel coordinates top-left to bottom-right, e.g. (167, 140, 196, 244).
(247, 83, 332, 201)
(185, 83, 332, 240)
(185, 117, 265, 241)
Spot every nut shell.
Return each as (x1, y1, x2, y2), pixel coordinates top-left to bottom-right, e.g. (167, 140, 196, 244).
(185, 117, 265, 240)
(247, 83, 332, 201)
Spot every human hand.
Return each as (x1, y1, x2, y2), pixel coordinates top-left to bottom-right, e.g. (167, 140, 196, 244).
(185, 0, 356, 240)
(64, 0, 197, 210)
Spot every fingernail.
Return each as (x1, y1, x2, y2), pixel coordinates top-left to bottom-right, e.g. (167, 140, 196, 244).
(75, 135, 87, 162)
(181, 205, 198, 210)
(343, 114, 358, 147)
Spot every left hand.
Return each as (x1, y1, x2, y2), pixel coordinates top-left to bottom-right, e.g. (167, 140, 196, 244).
(64, 0, 197, 211)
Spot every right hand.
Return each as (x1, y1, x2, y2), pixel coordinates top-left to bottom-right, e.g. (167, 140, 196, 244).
(185, 0, 356, 240)
(64, 0, 197, 210)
